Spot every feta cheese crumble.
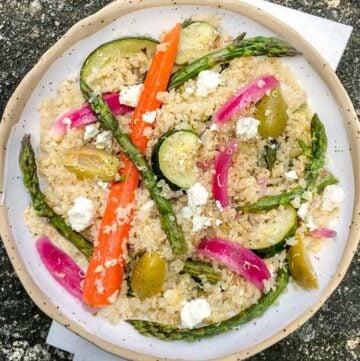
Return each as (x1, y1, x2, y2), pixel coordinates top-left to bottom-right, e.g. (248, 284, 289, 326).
(187, 183, 209, 209)
(284, 170, 298, 180)
(196, 70, 221, 97)
(95, 131, 112, 149)
(181, 183, 211, 232)
(67, 196, 96, 232)
(120, 84, 143, 107)
(236, 117, 260, 140)
(142, 110, 157, 124)
(297, 202, 317, 231)
(83, 124, 100, 140)
(180, 299, 211, 329)
(322, 185, 345, 211)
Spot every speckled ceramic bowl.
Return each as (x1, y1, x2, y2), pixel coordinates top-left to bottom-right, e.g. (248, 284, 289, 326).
(0, 1, 359, 360)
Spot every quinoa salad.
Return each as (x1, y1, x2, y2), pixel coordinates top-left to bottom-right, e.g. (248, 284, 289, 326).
(19, 15, 345, 341)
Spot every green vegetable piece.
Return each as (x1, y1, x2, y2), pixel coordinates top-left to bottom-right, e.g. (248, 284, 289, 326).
(245, 187, 304, 213)
(314, 174, 338, 193)
(182, 260, 222, 284)
(168, 36, 300, 89)
(63, 147, 121, 181)
(305, 114, 328, 189)
(176, 22, 219, 65)
(80, 81, 187, 255)
(151, 129, 201, 190)
(287, 233, 319, 289)
(131, 252, 166, 299)
(263, 139, 279, 171)
(255, 87, 288, 138)
(19, 135, 93, 260)
(298, 139, 312, 157)
(81, 37, 158, 89)
(127, 265, 289, 341)
(247, 205, 297, 258)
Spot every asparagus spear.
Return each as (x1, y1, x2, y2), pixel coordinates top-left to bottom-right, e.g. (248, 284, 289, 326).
(80, 81, 187, 255)
(19, 135, 93, 260)
(168, 36, 300, 89)
(244, 187, 304, 213)
(127, 265, 289, 341)
(305, 114, 328, 189)
(246, 114, 329, 212)
(183, 260, 222, 284)
(314, 174, 338, 193)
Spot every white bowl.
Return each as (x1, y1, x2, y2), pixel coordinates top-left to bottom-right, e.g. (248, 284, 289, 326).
(0, 1, 359, 360)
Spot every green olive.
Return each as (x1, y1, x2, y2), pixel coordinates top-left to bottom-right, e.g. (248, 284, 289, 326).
(63, 147, 121, 181)
(131, 252, 166, 299)
(255, 87, 288, 138)
(287, 233, 319, 289)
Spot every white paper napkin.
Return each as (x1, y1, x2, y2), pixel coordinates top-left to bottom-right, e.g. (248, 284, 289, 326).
(46, 1, 352, 360)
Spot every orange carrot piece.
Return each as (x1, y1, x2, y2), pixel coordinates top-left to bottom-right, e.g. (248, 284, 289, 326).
(82, 24, 181, 307)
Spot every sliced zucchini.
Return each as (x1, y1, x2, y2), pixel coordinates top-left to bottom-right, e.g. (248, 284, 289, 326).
(287, 233, 319, 289)
(81, 37, 158, 89)
(245, 205, 297, 258)
(176, 22, 219, 65)
(152, 129, 201, 190)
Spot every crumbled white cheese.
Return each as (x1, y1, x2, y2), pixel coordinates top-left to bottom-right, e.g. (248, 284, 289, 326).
(83, 124, 100, 140)
(192, 215, 211, 233)
(297, 202, 317, 230)
(322, 185, 345, 211)
(187, 183, 209, 209)
(181, 183, 211, 232)
(120, 84, 143, 107)
(215, 219, 223, 226)
(297, 202, 309, 220)
(142, 110, 157, 124)
(67, 196, 96, 232)
(180, 299, 211, 329)
(181, 206, 193, 220)
(236, 117, 260, 140)
(95, 131, 112, 149)
(284, 170, 298, 180)
(196, 70, 221, 97)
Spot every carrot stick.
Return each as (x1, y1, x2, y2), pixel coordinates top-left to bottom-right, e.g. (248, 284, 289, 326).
(82, 24, 181, 307)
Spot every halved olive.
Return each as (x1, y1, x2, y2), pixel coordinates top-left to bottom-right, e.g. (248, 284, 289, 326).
(63, 147, 121, 181)
(130, 252, 166, 299)
(287, 233, 319, 289)
(255, 87, 288, 138)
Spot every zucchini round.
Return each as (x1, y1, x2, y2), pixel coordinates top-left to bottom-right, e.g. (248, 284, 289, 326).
(245, 205, 297, 258)
(176, 22, 219, 65)
(151, 129, 201, 190)
(81, 37, 158, 89)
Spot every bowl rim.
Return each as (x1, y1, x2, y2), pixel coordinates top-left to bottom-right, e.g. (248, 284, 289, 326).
(0, 0, 359, 360)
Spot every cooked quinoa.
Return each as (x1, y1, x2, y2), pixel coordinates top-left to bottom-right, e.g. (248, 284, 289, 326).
(23, 15, 343, 329)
